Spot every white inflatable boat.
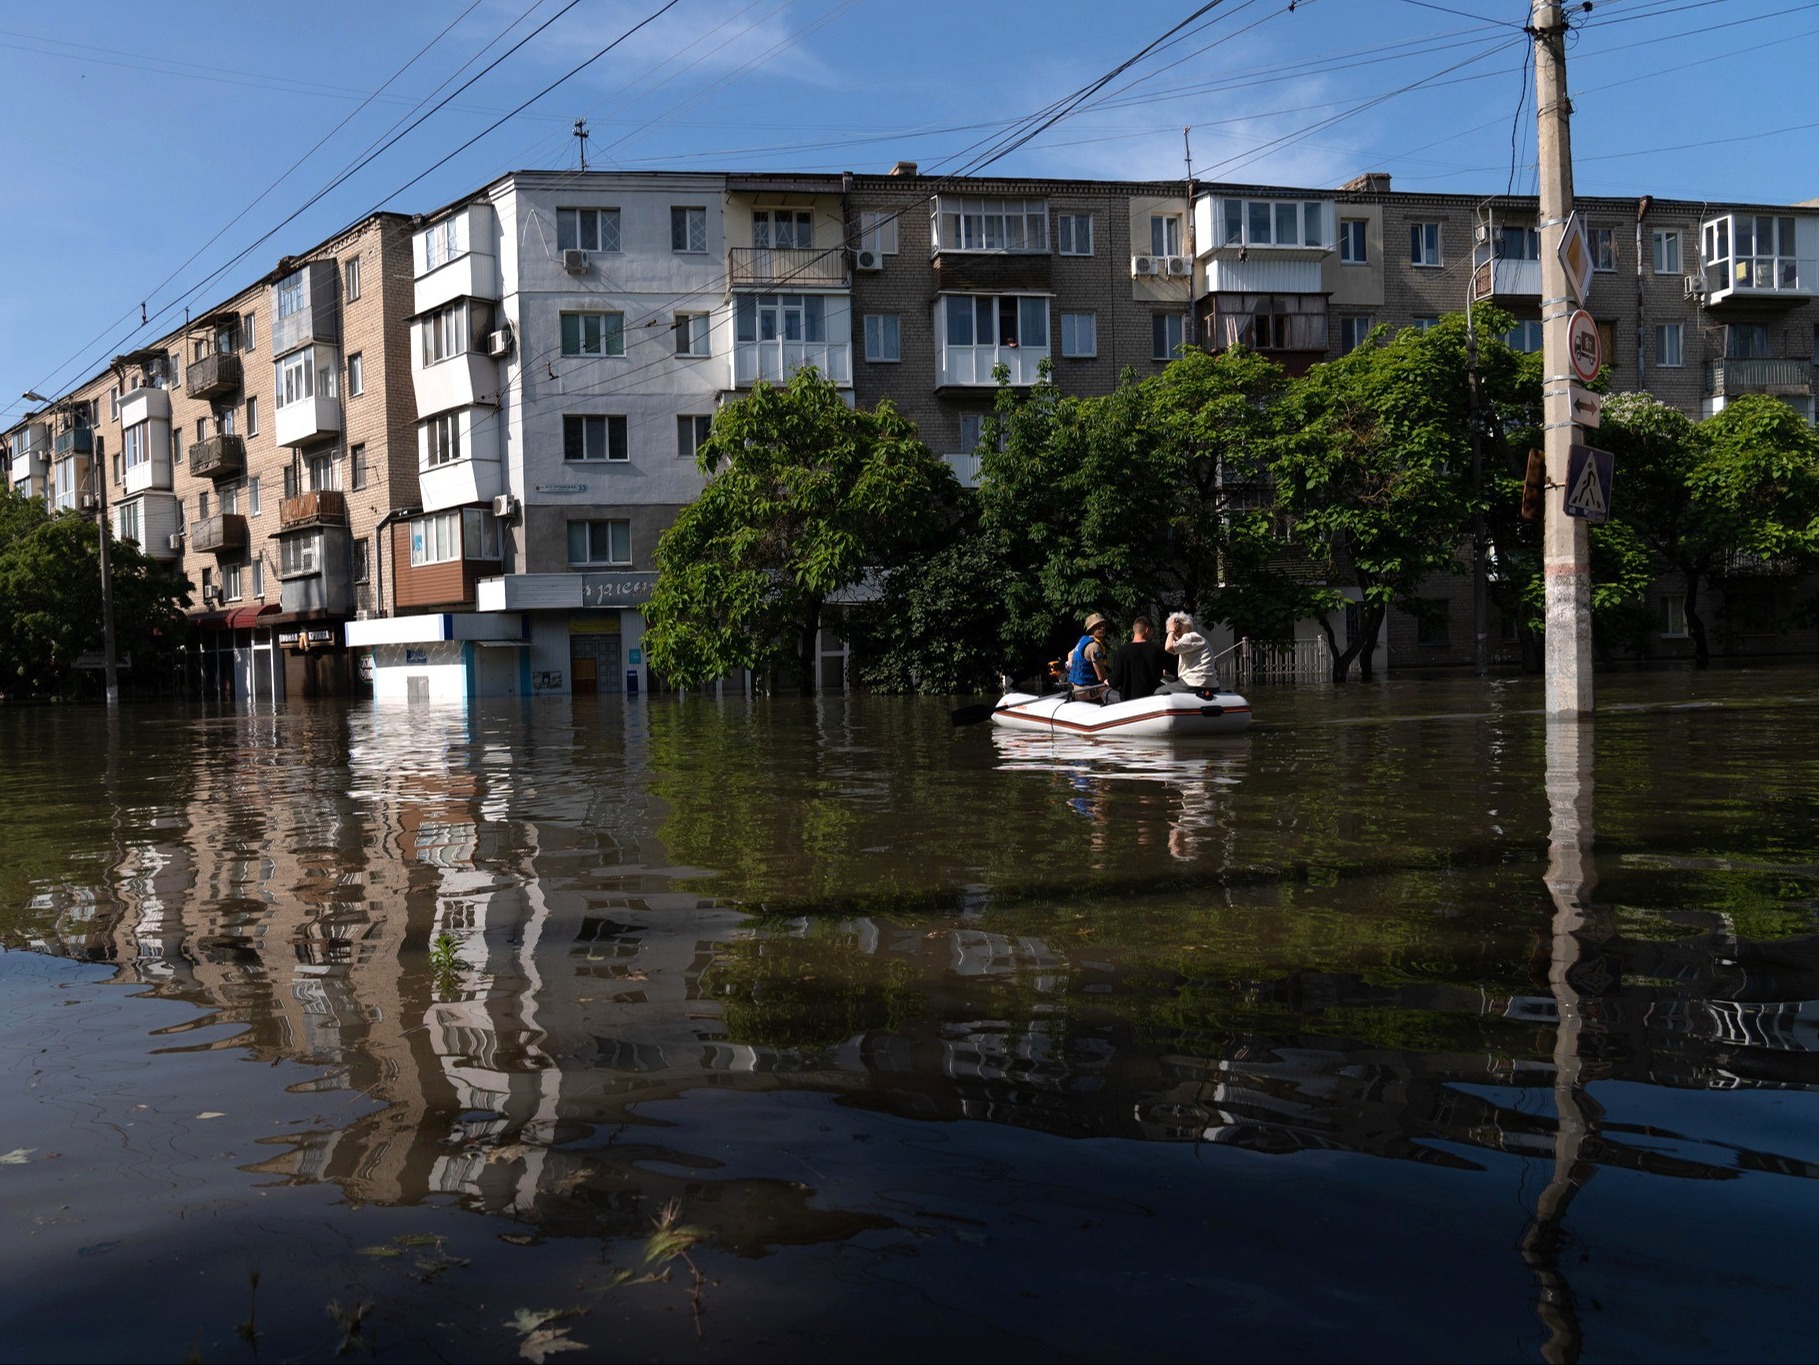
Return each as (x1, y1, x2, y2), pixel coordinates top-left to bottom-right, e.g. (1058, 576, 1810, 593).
(988, 688, 1252, 739)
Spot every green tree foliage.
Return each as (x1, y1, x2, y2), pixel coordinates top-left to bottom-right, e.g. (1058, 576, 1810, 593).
(642, 368, 958, 690)
(0, 490, 192, 699)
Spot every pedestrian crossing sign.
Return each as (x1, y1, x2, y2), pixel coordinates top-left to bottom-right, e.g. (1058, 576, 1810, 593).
(1564, 443, 1614, 523)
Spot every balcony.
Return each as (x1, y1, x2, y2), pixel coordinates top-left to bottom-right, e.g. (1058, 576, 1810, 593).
(936, 342, 1047, 389)
(53, 426, 93, 457)
(1700, 212, 1815, 307)
(1707, 357, 1813, 398)
(189, 433, 246, 480)
(280, 489, 347, 529)
(186, 352, 243, 400)
(731, 339, 852, 388)
(944, 452, 983, 488)
(274, 394, 342, 448)
(191, 513, 248, 555)
(1470, 257, 1541, 302)
(729, 246, 848, 289)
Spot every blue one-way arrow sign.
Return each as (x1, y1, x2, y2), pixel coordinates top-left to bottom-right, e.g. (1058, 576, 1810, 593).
(1564, 443, 1614, 523)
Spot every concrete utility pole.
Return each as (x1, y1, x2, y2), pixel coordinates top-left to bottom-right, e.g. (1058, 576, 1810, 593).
(93, 436, 120, 710)
(1533, 0, 1593, 716)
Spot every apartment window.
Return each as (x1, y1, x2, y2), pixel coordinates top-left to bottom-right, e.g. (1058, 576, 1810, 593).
(113, 447, 124, 486)
(933, 196, 1049, 253)
(1655, 322, 1684, 367)
(1410, 222, 1443, 267)
(308, 452, 336, 492)
(943, 295, 1048, 350)
(864, 314, 901, 362)
(1411, 316, 1439, 331)
(221, 481, 240, 515)
(1415, 599, 1451, 647)
(1493, 225, 1540, 261)
(198, 490, 211, 519)
(559, 207, 621, 253)
(282, 466, 298, 500)
(109, 385, 120, 419)
(242, 312, 256, 351)
(352, 538, 370, 584)
(1663, 593, 1687, 638)
(347, 352, 364, 396)
(221, 407, 237, 436)
(200, 567, 213, 600)
(423, 412, 462, 467)
(1150, 214, 1183, 257)
(351, 444, 368, 491)
(567, 519, 631, 567)
(1056, 213, 1093, 256)
(462, 508, 501, 560)
(422, 300, 470, 365)
(752, 209, 813, 248)
(1591, 228, 1616, 272)
(409, 511, 460, 567)
(277, 270, 306, 318)
(673, 313, 711, 357)
(671, 206, 708, 253)
(858, 210, 900, 257)
(423, 218, 461, 271)
(563, 414, 628, 463)
(252, 559, 265, 599)
(277, 350, 313, 407)
(1060, 312, 1097, 358)
(1339, 219, 1368, 264)
(1340, 316, 1374, 352)
(344, 255, 361, 301)
(246, 395, 258, 435)
(170, 430, 182, 465)
(1653, 229, 1682, 274)
(1726, 323, 1771, 358)
(248, 476, 261, 517)
(1152, 314, 1186, 362)
(223, 562, 243, 602)
(196, 416, 210, 444)
(116, 500, 141, 545)
(736, 293, 826, 343)
(280, 533, 320, 577)
(677, 415, 712, 460)
(1504, 319, 1545, 353)
(560, 311, 625, 357)
(1598, 321, 1617, 371)
(124, 422, 151, 471)
(1216, 198, 1327, 247)
(175, 498, 186, 533)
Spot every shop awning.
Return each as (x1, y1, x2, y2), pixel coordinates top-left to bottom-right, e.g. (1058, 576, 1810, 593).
(225, 603, 281, 629)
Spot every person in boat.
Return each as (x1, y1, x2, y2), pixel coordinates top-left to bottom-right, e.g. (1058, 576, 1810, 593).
(1066, 613, 1114, 703)
(1109, 615, 1173, 700)
(1160, 611, 1218, 692)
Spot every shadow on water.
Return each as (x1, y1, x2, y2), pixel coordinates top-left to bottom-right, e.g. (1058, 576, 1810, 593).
(2, 669, 1818, 1361)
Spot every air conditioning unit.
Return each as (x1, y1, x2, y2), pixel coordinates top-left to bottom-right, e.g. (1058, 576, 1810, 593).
(1132, 255, 1161, 278)
(492, 493, 519, 520)
(202, 586, 221, 606)
(1474, 223, 1491, 245)
(167, 533, 185, 552)
(561, 249, 590, 274)
(79, 493, 98, 511)
(853, 248, 884, 272)
(1684, 274, 1705, 299)
(486, 325, 514, 358)
(1165, 255, 1192, 277)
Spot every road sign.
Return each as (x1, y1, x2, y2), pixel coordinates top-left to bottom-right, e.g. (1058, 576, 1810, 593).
(1568, 383, 1603, 429)
(1566, 309, 1601, 382)
(1558, 211, 1594, 306)
(1564, 443, 1614, 522)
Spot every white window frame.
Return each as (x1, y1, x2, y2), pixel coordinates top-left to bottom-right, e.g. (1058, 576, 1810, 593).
(563, 413, 628, 463)
(421, 300, 470, 367)
(863, 313, 901, 363)
(1655, 322, 1684, 368)
(277, 349, 313, 408)
(567, 519, 631, 567)
(242, 312, 257, 351)
(560, 311, 626, 358)
(248, 475, 261, 517)
(1662, 593, 1687, 638)
(1152, 313, 1186, 362)
(115, 499, 142, 545)
(1340, 316, 1374, 352)
(1653, 229, 1682, 275)
(423, 412, 462, 468)
(1591, 228, 1616, 272)
(673, 313, 711, 357)
(752, 208, 813, 249)
(1060, 311, 1097, 358)
(222, 561, 243, 602)
(1057, 213, 1094, 256)
(933, 196, 1049, 254)
(1216, 198, 1329, 249)
(422, 217, 461, 272)
(252, 559, 265, 599)
(558, 207, 622, 254)
(677, 414, 712, 460)
(1410, 222, 1443, 267)
(1505, 319, 1545, 353)
(858, 210, 900, 257)
(344, 255, 361, 301)
(351, 444, 367, 491)
(461, 508, 501, 560)
(1339, 218, 1368, 264)
(670, 206, 708, 253)
(347, 351, 364, 396)
(276, 270, 306, 319)
(123, 421, 151, 470)
(1150, 214, 1183, 257)
(409, 511, 459, 567)
(246, 395, 258, 435)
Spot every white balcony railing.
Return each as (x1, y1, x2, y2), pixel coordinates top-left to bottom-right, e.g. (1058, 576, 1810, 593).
(731, 339, 851, 387)
(1470, 257, 1541, 301)
(728, 247, 848, 289)
(944, 452, 983, 488)
(937, 343, 1048, 388)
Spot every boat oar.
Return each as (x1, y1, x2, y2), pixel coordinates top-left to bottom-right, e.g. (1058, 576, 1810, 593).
(950, 690, 1066, 727)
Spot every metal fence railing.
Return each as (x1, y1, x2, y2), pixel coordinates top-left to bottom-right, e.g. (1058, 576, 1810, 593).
(1214, 636, 1333, 685)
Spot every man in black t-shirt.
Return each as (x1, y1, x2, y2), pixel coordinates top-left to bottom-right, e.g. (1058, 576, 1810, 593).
(1108, 616, 1172, 700)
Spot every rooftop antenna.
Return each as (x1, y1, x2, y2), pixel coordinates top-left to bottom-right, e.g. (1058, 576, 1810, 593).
(574, 119, 589, 172)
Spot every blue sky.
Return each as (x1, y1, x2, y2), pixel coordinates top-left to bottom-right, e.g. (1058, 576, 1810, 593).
(4, 0, 1816, 422)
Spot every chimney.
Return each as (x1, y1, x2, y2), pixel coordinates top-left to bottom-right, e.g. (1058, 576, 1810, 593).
(889, 161, 918, 177)
(1341, 172, 1391, 194)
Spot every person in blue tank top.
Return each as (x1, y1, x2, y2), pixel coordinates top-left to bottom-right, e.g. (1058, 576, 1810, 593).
(1067, 613, 1113, 703)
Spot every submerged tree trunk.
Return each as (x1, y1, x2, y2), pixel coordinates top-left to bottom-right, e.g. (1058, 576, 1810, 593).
(1355, 603, 1384, 682)
(796, 597, 823, 693)
(1684, 570, 1711, 669)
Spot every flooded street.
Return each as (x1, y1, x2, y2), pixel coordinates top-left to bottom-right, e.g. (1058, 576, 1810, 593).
(4, 669, 1819, 1362)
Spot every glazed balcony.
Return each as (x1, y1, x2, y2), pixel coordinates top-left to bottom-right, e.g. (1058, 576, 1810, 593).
(728, 246, 847, 289)
(185, 352, 243, 400)
(191, 513, 249, 555)
(280, 489, 347, 530)
(189, 433, 246, 480)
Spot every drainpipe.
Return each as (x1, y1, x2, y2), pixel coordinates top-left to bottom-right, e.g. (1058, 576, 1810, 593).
(1635, 195, 1652, 390)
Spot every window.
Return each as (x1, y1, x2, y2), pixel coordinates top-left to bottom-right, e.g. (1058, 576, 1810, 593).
(282, 466, 298, 500)
(677, 414, 712, 460)
(673, 313, 710, 357)
(736, 294, 826, 343)
(221, 407, 236, 436)
(308, 452, 336, 492)
(1056, 213, 1093, 256)
(116, 500, 141, 545)
(1339, 219, 1368, 264)
(933, 196, 1049, 253)
(196, 416, 210, 444)
(1152, 314, 1186, 361)
(246, 396, 258, 435)
(242, 312, 256, 351)
(170, 430, 182, 465)
(422, 301, 470, 366)
(347, 352, 364, 395)
(124, 422, 151, 470)
(1340, 316, 1374, 353)
(567, 519, 631, 567)
(1504, 319, 1545, 353)
(1411, 316, 1439, 331)
(351, 444, 368, 490)
(280, 533, 320, 577)
(1598, 320, 1617, 372)
(1591, 228, 1616, 272)
(409, 511, 460, 567)
(344, 255, 361, 301)
(423, 218, 461, 271)
(1215, 198, 1327, 247)
(223, 562, 243, 602)
(198, 490, 211, 519)
(863, 314, 901, 362)
(175, 498, 185, 533)
(942, 295, 1048, 350)
(109, 386, 120, 419)
(1663, 593, 1687, 638)
(1410, 222, 1442, 267)
(1493, 225, 1540, 261)
(352, 538, 370, 584)
(221, 480, 240, 516)
(462, 508, 500, 560)
(200, 567, 213, 599)
(559, 207, 622, 253)
(858, 210, 900, 257)
(671, 206, 707, 253)
(1653, 229, 1681, 274)
(959, 413, 1004, 455)
(276, 270, 306, 318)
(248, 476, 261, 517)
(277, 350, 313, 407)
(1415, 600, 1451, 647)
(1060, 312, 1097, 357)
(563, 414, 628, 463)
(560, 311, 625, 357)
(252, 559, 265, 598)
(1724, 322, 1771, 359)
(1654, 323, 1684, 367)
(1150, 214, 1183, 257)
(752, 209, 812, 248)
(423, 413, 462, 467)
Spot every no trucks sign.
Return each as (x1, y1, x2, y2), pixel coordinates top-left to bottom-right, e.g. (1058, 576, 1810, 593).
(1567, 309, 1601, 383)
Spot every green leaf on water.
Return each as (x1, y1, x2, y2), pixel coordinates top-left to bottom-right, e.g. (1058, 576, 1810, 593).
(0, 1149, 35, 1165)
(394, 1233, 441, 1247)
(356, 1246, 402, 1258)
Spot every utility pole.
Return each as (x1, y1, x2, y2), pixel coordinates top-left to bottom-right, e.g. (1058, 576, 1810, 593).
(1465, 219, 1489, 678)
(93, 433, 120, 709)
(1533, 0, 1593, 717)
(574, 119, 589, 172)
(1183, 125, 1198, 352)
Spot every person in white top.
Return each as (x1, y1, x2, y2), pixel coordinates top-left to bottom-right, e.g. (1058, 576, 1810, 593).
(1161, 611, 1217, 691)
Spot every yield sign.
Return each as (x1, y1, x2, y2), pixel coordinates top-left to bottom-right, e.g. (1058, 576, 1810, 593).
(1564, 443, 1614, 522)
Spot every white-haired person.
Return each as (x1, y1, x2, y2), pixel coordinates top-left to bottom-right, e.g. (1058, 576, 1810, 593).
(1159, 611, 1217, 692)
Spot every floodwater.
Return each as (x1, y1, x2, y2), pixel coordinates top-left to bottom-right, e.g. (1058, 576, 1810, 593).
(2, 669, 1817, 1363)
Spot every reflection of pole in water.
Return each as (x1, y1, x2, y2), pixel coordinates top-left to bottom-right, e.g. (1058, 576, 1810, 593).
(1522, 718, 1602, 1364)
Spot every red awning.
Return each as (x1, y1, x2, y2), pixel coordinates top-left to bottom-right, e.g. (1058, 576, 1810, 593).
(225, 603, 281, 629)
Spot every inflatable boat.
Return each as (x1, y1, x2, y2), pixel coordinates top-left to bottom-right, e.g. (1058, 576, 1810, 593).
(988, 688, 1251, 739)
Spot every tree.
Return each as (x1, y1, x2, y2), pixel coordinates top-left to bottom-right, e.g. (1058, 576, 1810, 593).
(0, 490, 192, 700)
(642, 368, 958, 690)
